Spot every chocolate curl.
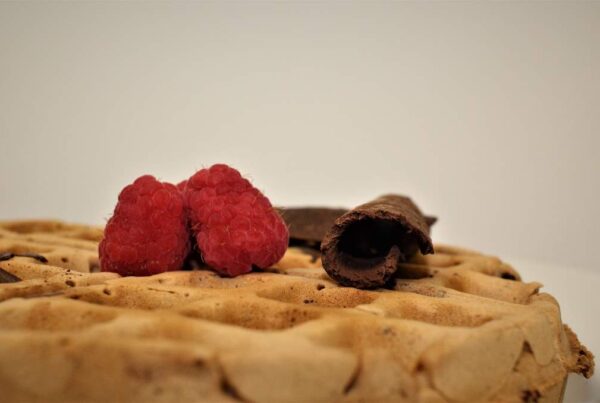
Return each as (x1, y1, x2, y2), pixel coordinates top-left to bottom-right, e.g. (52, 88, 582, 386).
(278, 207, 436, 247)
(321, 195, 434, 289)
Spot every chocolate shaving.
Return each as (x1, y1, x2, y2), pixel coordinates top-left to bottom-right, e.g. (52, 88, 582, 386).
(276, 207, 348, 248)
(0, 268, 21, 283)
(425, 215, 437, 227)
(277, 207, 436, 250)
(321, 195, 434, 289)
(0, 252, 48, 264)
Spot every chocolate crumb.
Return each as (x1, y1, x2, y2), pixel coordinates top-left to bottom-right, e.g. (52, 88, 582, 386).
(219, 376, 244, 401)
(0, 252, 48, 264)
(0, 267, 21, 283)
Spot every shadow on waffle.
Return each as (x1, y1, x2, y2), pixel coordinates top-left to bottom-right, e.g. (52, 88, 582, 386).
(0, 220, 594, 403)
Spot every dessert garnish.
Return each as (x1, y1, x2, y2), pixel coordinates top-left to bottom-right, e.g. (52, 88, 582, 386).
(100, 164, 288, 277)
(181, 164, 288, 277)
(99, 175, 190, 276)
(279, 207, 437, 249)
(0, 267, 21, 283)
(320, 194, 434, 289)
(277, 207, 348, 249)
(0, 252, 48, 263)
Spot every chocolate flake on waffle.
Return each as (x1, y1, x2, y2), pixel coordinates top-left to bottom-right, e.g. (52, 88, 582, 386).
(0, 220, 594, 403)
(0, 252, 48, 263)
(0, 267, 21, 283)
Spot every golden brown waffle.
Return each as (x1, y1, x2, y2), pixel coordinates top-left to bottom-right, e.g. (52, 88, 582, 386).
(0, 220, 594, 403)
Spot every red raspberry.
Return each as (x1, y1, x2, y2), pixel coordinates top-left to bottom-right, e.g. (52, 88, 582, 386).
(183, 164, 289, 277)
(99, 175, 190, 276)
(176, 179, 188, 192)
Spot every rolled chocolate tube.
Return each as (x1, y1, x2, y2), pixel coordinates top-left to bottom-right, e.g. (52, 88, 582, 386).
(277, 207, 436, 248)
(321, 195, 434, 289)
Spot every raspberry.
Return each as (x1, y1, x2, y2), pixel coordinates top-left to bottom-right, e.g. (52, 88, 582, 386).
(183, 164, 289, 277)
(99, 175, 190, 276)
(176, 179, 188, 192)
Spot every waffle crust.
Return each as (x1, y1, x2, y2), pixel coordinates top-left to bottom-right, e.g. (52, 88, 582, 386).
(0, 220, 594, 403)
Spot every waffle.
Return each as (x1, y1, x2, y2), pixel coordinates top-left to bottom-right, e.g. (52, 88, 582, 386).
(0, 220, 593, 403)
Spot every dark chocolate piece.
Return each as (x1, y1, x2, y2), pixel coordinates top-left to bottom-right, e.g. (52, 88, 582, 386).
(425, 216, 437, 227)
(276, 207, 348, 247)
(278, 207, 436, 249)
(0, 267, 21, 283)
(0, 252, 48, 264)
(321, 195, 434, 289)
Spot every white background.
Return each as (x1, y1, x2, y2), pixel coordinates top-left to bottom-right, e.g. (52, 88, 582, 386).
(0, 2, 598, 399)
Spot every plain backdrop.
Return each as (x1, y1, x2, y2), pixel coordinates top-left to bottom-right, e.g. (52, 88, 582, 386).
(0, 2, 599, 400)
(0, 1, 598, 273)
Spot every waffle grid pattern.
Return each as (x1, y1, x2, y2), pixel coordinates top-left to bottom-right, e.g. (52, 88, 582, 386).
(0, 220, 594, 403)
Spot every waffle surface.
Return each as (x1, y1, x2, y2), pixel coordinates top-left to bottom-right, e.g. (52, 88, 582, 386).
(0, 220, 594, 403)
